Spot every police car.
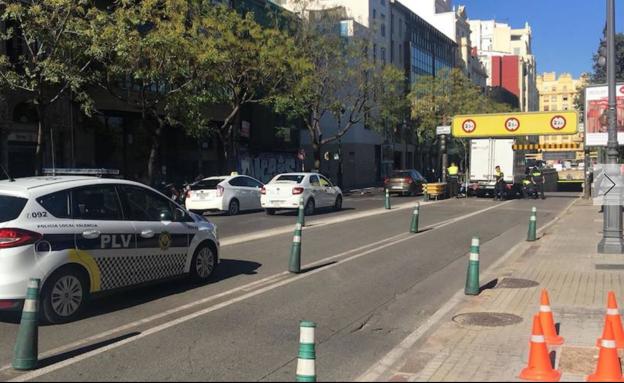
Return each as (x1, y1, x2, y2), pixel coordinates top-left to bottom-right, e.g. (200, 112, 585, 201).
(0, 175, 219, 324)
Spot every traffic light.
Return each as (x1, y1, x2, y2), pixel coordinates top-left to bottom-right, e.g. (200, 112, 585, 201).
(598, 38, 607, 67)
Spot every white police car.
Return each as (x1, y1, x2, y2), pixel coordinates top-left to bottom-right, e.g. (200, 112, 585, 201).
(0, 176, 219, 324)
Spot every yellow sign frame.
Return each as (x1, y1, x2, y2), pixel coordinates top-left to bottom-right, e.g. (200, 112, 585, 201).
(452, 111, 579, 138)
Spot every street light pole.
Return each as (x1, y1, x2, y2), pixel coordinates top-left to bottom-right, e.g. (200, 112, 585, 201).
(598, 0, 624, 253)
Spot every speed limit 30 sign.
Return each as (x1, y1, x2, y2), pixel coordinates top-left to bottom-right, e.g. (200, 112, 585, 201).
(550, 115, 567, 130)
(461, 119, 476, 134)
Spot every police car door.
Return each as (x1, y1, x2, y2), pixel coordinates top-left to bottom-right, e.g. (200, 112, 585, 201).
(72, 184, 136, 292)
(117, 185, 190, 284)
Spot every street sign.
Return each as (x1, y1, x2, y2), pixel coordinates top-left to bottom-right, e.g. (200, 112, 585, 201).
(451, 111, 579, 138)
(436, 125, 451, 135)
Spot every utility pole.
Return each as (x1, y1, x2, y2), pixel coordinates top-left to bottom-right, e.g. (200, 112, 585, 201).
(598, 0, 624, 253)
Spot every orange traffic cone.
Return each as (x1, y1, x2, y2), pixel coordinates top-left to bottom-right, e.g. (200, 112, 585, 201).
(596, 291, 624, 349)
(519, 315, 561, 382)
(539, 289, 564, 346)
(587, 321, 624, 382)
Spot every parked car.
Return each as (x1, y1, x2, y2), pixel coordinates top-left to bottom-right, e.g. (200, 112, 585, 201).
(384, 169, 426, 196)
(0, 176, 219, 323)
(261, 173, 343, 216)
(185, 173, 264, 216)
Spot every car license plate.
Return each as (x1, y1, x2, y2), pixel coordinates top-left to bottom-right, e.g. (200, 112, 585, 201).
(392, 186, 402, 189)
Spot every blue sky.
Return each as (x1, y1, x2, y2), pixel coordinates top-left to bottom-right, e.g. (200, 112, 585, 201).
(458, 0, 624, 78)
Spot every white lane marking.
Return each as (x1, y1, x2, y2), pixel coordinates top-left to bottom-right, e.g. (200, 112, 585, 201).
(356, 197, 578, 382)
(220, 198, 453, 247)
(10, 201, 511, 382)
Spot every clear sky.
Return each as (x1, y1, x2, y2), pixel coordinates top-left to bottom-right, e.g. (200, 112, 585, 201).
(458, 0, 624, 79)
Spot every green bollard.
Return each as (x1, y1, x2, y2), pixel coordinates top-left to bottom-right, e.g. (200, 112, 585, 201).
(464, 237, 480, 296)
(12, 278, 40, 371)
(296, 321, 316, 382)
(528, 206, 537, 242)
(410, 205, 420, 233)
(385, 189, 391, 210)
(289, 223, 303, 274)
(297, 196, 306, 227)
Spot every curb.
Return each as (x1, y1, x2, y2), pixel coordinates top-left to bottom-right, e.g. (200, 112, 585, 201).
(357, 196, 580, 382)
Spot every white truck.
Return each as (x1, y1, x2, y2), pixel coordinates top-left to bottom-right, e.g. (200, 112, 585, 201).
(469, 138, 526, 198)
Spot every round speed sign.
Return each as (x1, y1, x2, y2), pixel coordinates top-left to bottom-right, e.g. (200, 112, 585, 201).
(550, 115, 567, 130)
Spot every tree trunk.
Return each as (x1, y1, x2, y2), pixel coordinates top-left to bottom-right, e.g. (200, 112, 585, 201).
(34, 103, 47, 176)
(146, 111, 163, 186)
(312, 139, 321, 173)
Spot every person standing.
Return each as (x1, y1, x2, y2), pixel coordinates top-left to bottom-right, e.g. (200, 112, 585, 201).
(494, 165, 505, 201)
(447, 162, 459, 198)
(531, 166, 546, 200)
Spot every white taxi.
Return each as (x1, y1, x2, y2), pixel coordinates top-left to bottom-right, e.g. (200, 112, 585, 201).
(0, 176, 219, 324)
(185, 173, 264, 215)
(260, 172, 343, 215)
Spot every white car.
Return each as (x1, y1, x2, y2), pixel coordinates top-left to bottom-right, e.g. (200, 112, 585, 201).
(261, 173, 343, 215)
(0, 176, 219, 324)
(185, 174, 264, 215)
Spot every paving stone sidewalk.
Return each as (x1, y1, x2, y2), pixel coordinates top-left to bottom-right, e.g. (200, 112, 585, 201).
(380, 198, 624, 382)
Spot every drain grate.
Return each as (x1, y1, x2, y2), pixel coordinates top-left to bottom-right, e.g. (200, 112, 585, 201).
(595, 264, 624, 270)
(496, 278, 540, 289)
(452, 312, 523, 327)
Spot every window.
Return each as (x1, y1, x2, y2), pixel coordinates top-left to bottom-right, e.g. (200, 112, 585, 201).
(373, 9, 376, 19)
(191, 178, 224, 190)
(72, 185, 123, 221)
(0, 195, 27, 223)
(373, 43, 377, 62)
(319, 176, 333, 187)
(309, 175, 321, 187)
(544, 106, 550, 111)
(381, 23, 386, 37)
(275, 175, 305, 184)
(118, 185, 183, 222)
(244, 177, 263, 188)
(37, 191, 71, 219)
(228, 177, 247, 187)
(380, 47, 386, 64)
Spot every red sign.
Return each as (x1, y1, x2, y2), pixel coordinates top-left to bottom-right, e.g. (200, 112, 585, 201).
(504, 117, 520, 132)
(550, 115, 567, 130)
(462, 119, 477, 134)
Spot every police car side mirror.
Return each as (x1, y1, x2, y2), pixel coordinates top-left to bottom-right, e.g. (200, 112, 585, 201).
(174, 207, 187, 222)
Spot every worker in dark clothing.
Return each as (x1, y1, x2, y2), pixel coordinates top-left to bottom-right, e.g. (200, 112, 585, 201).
(531, 166, 546, 200)
(522, 176, 536, 199)
(494, 165, 505, 201)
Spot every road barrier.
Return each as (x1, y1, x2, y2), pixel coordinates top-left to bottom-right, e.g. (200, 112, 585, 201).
(12, 278, 40, 371)
(423, 183, 447, 201)
(410, 205, 420, 234)
(289, 223, 303, 274)
(296, 321, 316, 382)
(528, 207, 537, 242)
(298, 196, 306, 227)
(384, 189, 391, 210)
(588, 321, 623, 382)
(519, 315, 561, 382)
(539, 289, 564, 345)
(464, 237, 480, 296)
(597, 291, 624, 349)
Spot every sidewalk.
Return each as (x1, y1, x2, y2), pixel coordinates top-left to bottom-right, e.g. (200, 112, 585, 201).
(367, 197, 624, 382)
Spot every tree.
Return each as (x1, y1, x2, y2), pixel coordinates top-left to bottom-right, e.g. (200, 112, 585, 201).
(409, 68, 513, 170)
(188, 4, 307, 173)
(95, 0, 210, 183)
(274, 5, 406, 172)
(0, 0, 103, 174)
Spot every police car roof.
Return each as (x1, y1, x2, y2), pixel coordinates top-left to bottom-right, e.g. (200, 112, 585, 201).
(0, 176, 144, 197)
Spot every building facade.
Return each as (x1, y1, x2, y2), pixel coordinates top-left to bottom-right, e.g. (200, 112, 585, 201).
(536, 72, 588, 162)
(469, 19, 538, 112)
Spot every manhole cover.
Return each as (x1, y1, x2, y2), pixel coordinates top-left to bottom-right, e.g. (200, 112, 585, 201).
(452, 312, 523, 327)
(496, 278, 540, 289)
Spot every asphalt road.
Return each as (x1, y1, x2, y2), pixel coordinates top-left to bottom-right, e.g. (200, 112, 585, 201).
(0, 193, 578, 382)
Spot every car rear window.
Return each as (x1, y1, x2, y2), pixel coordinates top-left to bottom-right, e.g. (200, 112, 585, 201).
(0, 195, 28, 223)
(274, 175, 305, 183)
(191, 179, 224, 190)
(392, 171, 412, 178)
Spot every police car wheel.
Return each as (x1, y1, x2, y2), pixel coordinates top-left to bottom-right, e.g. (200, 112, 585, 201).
(42, 269, 88, 324)
(334, 195, 342, 211)
(191, 244, 217, 282)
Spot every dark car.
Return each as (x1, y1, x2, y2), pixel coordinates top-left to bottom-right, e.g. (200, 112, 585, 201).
(384, 169, 426, 196)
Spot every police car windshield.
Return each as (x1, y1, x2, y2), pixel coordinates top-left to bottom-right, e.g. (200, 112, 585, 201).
(0, 195, 27, 223)
(191, 179, 225, 190)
